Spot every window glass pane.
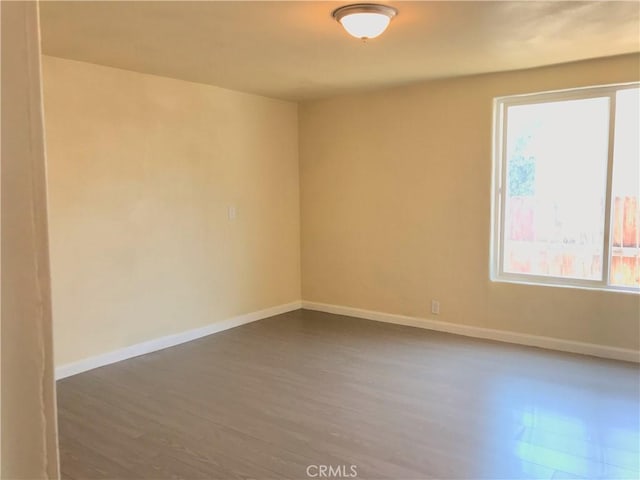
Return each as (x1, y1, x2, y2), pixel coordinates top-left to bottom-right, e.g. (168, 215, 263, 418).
(610, 88, 640, 288)
(503, 97, 610, 281)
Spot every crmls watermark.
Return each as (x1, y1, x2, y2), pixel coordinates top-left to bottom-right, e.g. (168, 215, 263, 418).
(306, 464, 358, 478)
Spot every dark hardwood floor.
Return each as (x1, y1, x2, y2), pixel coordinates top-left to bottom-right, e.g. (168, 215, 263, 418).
(56, 309, 640, 479)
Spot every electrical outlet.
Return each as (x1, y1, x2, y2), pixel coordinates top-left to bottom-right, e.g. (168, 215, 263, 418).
(431, 300, 440, 315)
(228, 205, 237, 220)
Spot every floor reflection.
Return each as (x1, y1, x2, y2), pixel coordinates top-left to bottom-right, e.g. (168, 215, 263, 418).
(489, 367, 640, 479)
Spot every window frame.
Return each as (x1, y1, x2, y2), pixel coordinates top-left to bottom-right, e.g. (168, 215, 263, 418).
(490, 82, 640, 294)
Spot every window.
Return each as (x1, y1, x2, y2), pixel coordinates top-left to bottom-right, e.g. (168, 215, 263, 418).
(492, 83, 639, 292)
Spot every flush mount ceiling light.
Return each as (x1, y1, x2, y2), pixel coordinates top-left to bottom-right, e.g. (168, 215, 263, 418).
(332, 3, 398, 40)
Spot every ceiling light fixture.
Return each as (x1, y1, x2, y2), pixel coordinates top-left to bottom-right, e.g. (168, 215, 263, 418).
(332, 3, 398, 40)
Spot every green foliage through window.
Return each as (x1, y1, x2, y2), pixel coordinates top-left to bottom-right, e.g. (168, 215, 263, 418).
(508, 135, 535, 197)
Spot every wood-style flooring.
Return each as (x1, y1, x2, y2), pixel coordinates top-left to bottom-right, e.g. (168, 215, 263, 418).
(57, 309, 640, 479)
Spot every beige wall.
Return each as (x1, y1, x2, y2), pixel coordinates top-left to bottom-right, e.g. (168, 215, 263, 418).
(1, 2, 60, 478)
(300, 54, 640, 351)
(42, 56, 300, 367)
(43, 51, 640, 367)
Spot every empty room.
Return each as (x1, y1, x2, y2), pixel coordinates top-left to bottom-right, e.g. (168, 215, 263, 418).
(2, 1, 640, 479)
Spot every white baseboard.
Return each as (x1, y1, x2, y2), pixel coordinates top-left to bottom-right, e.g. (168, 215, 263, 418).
(301, 301, 640, 363)
(56, 299, 638, 379)
(55, 301, 302, 380)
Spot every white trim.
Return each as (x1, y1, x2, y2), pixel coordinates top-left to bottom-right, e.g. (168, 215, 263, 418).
(301, 301, 640, 363)
(491, 82, 640, 294)
(55, 301, 302, 380)
(56, 299, 639, 379)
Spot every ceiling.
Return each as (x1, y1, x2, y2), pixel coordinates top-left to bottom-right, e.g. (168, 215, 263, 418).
(39, 1, 640, 101)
